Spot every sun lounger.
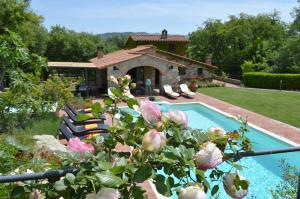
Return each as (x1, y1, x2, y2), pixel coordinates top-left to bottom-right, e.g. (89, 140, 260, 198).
(58, 123, 77, 140)
(65, 103, 106, 121)
(180, 84, 196, 98)
(64, 106, 105, 125)
(163, 84, 180, 99)
(66, 103, 92, 113)
(62, 115, 109, 136)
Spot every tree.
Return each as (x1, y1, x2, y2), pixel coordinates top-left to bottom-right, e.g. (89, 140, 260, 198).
(0, 30, 47, 88)
(290, 1, 300, 35)
(188, 12, 287, 78)
(101, 35, 127, 53)
(45, 26, 102, 61)
(0, 0, 48, 55)
(275, 35, 300, 73)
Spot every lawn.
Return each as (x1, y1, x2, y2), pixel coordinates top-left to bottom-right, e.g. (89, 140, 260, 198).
(0, 113, 60, 146)
(199, 87, 300, 128)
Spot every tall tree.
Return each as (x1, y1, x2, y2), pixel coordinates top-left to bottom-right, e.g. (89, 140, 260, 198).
(0, 0, 48, 55)
(0, 30, 46, 87)
(290, 0, 300, 35)
(45, 26, 102, 62)
(188, 12, 287, 77)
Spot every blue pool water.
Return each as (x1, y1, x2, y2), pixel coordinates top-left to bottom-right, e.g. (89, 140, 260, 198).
(122, 103, 300, 198)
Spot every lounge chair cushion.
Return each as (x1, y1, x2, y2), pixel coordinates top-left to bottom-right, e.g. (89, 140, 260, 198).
(180, 84, 196, 96)
(163, 85, 180, 97)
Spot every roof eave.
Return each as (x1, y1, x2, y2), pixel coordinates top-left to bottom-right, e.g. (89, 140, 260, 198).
(156, 49, 218, 69)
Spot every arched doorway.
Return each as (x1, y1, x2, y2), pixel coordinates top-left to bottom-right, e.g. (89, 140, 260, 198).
(126, 66, 161, 94)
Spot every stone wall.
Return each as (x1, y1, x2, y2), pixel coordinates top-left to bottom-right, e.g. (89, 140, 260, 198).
(180, 64, 212, 82)
(154, 52, 213, 81)
(106, 54, 179, 90)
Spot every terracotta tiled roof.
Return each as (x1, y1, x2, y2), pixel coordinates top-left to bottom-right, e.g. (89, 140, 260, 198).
(156, 49, 217, 69)
(130, 34, 188, 42)
(90, 46, 153, 69)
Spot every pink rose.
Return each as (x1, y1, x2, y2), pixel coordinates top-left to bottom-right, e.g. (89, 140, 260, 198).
(67, 137, 95, 155)
(140, 100, 161, 125)
(166, 110, 188, 128)
(195, 142, 223, 170)
(142, 129, 166, 152)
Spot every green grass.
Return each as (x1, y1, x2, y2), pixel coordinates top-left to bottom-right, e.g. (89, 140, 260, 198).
(0, 113, 61, 198)
(199, 87, 300, 128)
(0, 113, 61, 146)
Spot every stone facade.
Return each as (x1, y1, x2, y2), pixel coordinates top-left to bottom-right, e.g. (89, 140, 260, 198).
(106, 54, 180, 90)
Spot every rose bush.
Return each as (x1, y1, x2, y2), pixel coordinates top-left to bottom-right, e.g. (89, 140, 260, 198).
(11, 75, 251, 198)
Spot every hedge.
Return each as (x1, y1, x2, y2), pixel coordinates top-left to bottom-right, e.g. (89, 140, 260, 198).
(243, 72, 300, 89)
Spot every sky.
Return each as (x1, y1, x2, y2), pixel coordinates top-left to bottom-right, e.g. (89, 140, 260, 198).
(31, 0, 299, 35)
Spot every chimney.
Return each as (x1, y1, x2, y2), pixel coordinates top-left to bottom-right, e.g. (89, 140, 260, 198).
(161, 29, 168, 39)
(97, 47, 104, 59)
(205, 54, 212, 65)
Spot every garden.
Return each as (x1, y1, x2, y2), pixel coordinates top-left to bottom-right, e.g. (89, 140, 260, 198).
(1, 0, 300, 198)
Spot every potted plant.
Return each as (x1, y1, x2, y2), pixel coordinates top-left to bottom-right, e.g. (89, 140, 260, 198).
(189, 78, 199, 92)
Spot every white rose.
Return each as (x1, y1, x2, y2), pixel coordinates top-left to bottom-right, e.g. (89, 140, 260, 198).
(195, 142, 223, 170)
(178, 185, 206, 199)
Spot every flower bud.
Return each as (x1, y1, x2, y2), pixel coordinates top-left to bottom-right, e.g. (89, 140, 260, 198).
(109, 75, 118, 85)
(178, 185, 206, 199)
(208, 126, 226, 136)
(124, 74, 131, 80)
(96, 188, 120, 199)
(140, 100, 161, 125)
(142, 129, 166, 152)
(195, 142, 223, 170)
(67, 137, 95, 155)
(223, 172, 248, 199)
(167, 110, 188, 128)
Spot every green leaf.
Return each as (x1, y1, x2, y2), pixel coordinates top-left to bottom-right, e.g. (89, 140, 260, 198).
(133, 163, 153, 183)
(132, 185, 146, 199)
(98, 161, 113, 170)
(104, 97, 113, 105)
(65, 173, 76, 183)
(10, 186, 29, 199)
(54, 179, 68, 191)
(122, 112, 133, 123)
(127, 98, 138, 108)
(154, 174, 171, 196)
(76, 113, 91, 121)
(96, 171, 126, 188)
(174, 128, 183, 143)
(211, 185, 219, 196)
(196, 170, 210, 189)
(91, 102, 102, 116)
(110, 166, 126, 174)
(111, 87, 122, 97)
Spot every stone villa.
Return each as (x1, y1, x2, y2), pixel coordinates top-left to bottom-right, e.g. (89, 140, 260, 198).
(48, 30, 217, 94)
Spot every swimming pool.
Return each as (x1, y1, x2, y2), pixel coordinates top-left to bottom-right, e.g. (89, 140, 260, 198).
(122, 102, 300, 198)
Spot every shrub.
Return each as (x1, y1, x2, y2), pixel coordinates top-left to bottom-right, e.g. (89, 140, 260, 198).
(271, 160, 298, 199)
(243, 72, 300, 89)
(241, 61, 268, 73)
